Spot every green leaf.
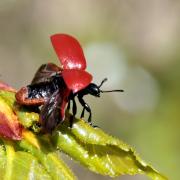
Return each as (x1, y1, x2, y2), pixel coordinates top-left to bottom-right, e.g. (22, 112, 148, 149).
(52, 114, 167, 180)
(0, 138, 76, 180)
(2, 140, 51, 180)
(0, 140, 6, 178)
(0, 89, 167, 179)
(17, 135, 76, 180)
(0, 90, 76, 180)
(0, 90, 40, 131)
(0, 90, 15, 108)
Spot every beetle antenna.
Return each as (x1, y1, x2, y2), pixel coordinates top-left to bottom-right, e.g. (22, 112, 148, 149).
(100, 89, 124, 93)
(99, 78, 124, 93)
(99, 78, 108, 88)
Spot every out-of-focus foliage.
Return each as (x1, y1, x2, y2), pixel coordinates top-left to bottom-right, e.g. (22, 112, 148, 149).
(1, 1, 179, 179)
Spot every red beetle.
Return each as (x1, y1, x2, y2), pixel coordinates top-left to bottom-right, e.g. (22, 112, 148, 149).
(16, 34, 123, 133)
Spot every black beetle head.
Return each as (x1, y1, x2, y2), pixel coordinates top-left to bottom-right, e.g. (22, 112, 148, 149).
(86, 83, 101, 97)
(86, 78, 124, 98)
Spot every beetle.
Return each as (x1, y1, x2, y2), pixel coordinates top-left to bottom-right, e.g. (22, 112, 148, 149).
(15, 34, 123, 133)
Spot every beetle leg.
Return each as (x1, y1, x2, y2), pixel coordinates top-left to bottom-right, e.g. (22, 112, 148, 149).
(69, 113, 73, 128)
(67, 101, 71, 110)
(69, 98, 77, 128)
(72, 98, 77, 116)
(80, 107, 85, 118)
(78, 96, 92, 123)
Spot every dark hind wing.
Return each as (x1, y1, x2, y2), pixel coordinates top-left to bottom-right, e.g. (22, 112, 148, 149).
(40, 90, 66, 133)
(16, 64, 63, 106)
(16, 63, 62, 106)
(31, 63, 62, 85)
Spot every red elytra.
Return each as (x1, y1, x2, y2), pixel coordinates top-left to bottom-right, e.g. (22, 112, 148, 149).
(62, 69, 92, 93)
(51, 34, 92, 92)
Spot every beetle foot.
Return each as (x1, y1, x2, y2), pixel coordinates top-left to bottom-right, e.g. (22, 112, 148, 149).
(88, 122, 99, 128)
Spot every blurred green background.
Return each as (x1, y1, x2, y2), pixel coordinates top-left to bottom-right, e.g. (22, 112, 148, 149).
(0, 1, 180, 179)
